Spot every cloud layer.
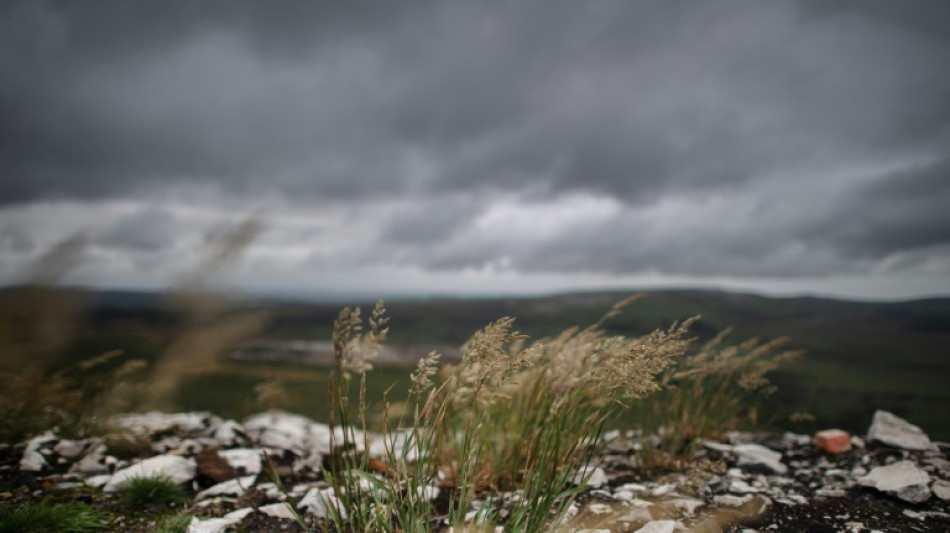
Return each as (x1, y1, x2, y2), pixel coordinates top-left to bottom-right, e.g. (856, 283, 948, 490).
(1, 0, 948, 299)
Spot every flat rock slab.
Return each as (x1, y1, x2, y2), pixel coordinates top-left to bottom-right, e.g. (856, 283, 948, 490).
(733, 443, 788, 475)
(858, 460, 931, 504)
(104, 454, 196, 492)
(634, 520, 683, 533)
(867, 410, 932, 451)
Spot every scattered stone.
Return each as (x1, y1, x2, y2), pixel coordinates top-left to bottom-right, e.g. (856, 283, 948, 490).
(218, 448, 263, 475)
(815, 429, 851, 454)
(866, 410, 932, 451)
(573, 465, 608, 488)
(20, 431, 56, 472)
(932, 479, 950, 501)
(858, 460, 931, 504)
(732, 444, 788, 475)
(186, 507, 253, 533)
(258, 502, 297, 520)
(103, 454, 196, 492)
(53, 439, 88, 459)
(196, 448, 238, 483)
(196, 475, 257, 499)
(634, 519, 682, 533)
(298, 487, 347, 519)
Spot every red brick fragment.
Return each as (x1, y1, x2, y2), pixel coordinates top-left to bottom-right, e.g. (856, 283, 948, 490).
(815, 429, 852, 454)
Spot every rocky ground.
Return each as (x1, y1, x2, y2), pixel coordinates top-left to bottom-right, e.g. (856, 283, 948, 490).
(2, 410, 949, 532)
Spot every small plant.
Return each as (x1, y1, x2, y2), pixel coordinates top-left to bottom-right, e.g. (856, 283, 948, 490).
(319, 296, 698, 532)
(117, 475, 190, 507)
(635, 327, 804, 464)
(154, 512, 193, 533)
(0, 500, 109, 533)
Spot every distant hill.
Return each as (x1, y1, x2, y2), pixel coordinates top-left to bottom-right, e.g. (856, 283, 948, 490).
(12, 286, 948, 440)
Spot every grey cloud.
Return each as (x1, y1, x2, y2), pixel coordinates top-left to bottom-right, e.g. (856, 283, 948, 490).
(1, 0, 949, 291)
(96, 206, 178, 252)
(806, 158, 950, 258)
(0, 223, 33, 252)
(4, 0, 949, 206)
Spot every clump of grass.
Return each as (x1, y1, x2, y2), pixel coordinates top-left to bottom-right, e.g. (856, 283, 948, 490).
(635, 327, 804, 464)
(154, 512, 193, 533)
(319, 295, 698, 532)
(0, 500, 109, 533)
(117, 475, 190, 507)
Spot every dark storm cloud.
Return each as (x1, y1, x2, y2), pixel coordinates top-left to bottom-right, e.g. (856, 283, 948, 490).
(1, 0, 949, 287)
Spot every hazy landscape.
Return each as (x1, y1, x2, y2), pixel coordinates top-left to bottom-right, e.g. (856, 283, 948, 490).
(3, 1, 949, 531)
(13, 286, 949, 440)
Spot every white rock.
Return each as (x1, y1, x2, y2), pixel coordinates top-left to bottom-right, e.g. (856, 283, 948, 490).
(70, 444, 109, 475)
(112, 412, 217, 437)
(209, 420, 247, 447)
(729, 479, 760, 494)
(613, 489, 636, 501)
(84, 474, 112, 488)
(258, 502, 298, 520)
(733, 444, 787, 475)
(634, 520, 682, 533)
(714, 494, 753, 507)
(298, 487, 347, 519)
(218, 448, 263, 475)
(243, 410, 335, 453)
(196, 475, 257, 499)
(20, 431, 56, 471)
(858, 460, 931, 503)
(572, 465, 607, 488)
(931, 479, 950, 501)
(651, 483, 676, 496)
(416, 484, 440, 501)
(666, 498, 704, 514)
(866, 410, 932, 451)
(185, 508, 252, 533)
(103, 454, 196, 492)
(53, 439, 88, 459)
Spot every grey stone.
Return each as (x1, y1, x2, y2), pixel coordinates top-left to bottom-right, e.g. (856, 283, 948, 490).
(195, 475, 257, 500)
(20, 431, 56, 472)
(733, 444, 787, 475)
(866, 410, 931, 451)
(104, 454, 196, 492)
(634, 520, 682, 533)
(932, 479, 950, 501)
(857, 460, 931, 503)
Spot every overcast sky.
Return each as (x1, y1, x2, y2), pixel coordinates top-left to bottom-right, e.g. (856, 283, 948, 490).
(2, 0, 949, 300)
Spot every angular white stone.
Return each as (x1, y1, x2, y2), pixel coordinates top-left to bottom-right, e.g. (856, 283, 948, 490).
(185, 508, 252, 533)
(733, 444, 787, 475)
(259, 502, 297, 520)
(714, 494, 754, 507)
(20, 431, 56, 472)
(666, 497, 704, 514)
(196, 475, 257, 499)
(867, 411, 931, 451)
(103, 454, 196, 492)
(634, 520, 682, 533)
(218, 448, 263, 475)
(933, 479, 950, 501)
(70, 444, 109, 475)
(858, 460, 931, 503)
(112, 411, 217, 437)
(572, 465, 607, 488)
(53, 439, 88, 459)
(84, 474, 112, 488)
(209, 420, 247, 447)
(298, 487, 347, 519)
